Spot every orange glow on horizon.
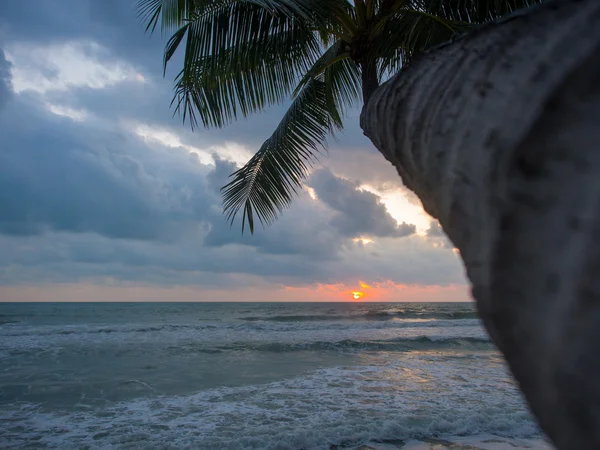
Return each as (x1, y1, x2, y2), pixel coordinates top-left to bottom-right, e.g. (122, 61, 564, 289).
(282, 280, 469, 302)
(0, 280, 471, 302)
(351, 291, 364, 300)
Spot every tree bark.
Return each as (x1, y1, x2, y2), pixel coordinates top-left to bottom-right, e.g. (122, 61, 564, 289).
(360, 60, 379, 103)
(360, 0, 600, 448)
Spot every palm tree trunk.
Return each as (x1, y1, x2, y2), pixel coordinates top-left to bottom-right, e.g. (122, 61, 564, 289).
(360, 0, 600, 448)
(360, 60, 379, 103)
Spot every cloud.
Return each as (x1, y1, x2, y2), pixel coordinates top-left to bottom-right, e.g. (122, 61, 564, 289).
(0, 0, 468, 295)
(425, 220, 456, 250)
(427, 220, 446, 237)
(0, 49, 12, 109)
(0, 0, 167, 73)
(201, 160, 344, 259)
(5, 41, 145, 95)
(310, 169, 416, 238)
(0, 98, 213, 240)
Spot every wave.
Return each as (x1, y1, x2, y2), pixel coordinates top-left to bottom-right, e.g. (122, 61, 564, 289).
(169, 336, 493, 356)
(365, 310, 480, 320)
(0, 360, 540, 450)
(0, 318, 482, 340)
(0, 319, 20, 325)
(240, 310, 479, 322)
(241, 314, 346, 322)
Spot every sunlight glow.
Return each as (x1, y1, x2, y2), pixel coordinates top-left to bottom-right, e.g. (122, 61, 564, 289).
(305, 186, 318, 200)
(353, 237, 374, 245)
(352, 291, 364, 300)
(358, 184, 431, 235)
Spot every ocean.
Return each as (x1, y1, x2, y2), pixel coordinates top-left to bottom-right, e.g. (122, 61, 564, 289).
(0, 302, 550, 449)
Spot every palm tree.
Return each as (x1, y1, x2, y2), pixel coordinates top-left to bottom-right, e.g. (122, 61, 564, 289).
(137, 0, 539, 233)
(139, 1, 600, 448)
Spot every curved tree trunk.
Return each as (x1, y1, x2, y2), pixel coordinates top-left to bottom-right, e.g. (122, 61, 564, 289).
(360, 0, 600, 448)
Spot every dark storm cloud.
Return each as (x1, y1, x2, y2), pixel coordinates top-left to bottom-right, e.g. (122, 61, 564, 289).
(310, 169, 416, 238)
(0, 99, 214, 240)
(0, 93, 341, 260)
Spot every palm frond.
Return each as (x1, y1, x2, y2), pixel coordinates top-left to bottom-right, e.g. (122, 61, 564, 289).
(323, 51, 361, 124)
(138, 0, 354, 128)
(373, 0, 544, 74)
(221, 78, 332, 233)
(137, 0, 208, 33)
(413, 0, 542, 23)
(138, 0, 351, 36)
(173, 26, 321, 128)
(221, 49, 360, 233)
(372, 8, 470, 75)
(293, 40, 350, 95)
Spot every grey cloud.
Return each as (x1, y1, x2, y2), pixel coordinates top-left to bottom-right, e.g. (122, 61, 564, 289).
(0, 94, 342, 262)
(0, 99, 213, 240)
(310, 169, 416, 238)
(427, 220, 446, 237)
(0, 229, 467, 288)
(0, 1, 467, 289)
(339, 236, 467, 286)
(426, 220, 456, 249)
(0, 49, 11, 109)
(0, 91, 342, 262)
(0, 0, 167, 74)
(0, 232, 330, 286)
(0, 0, 365, 153)
(202, 159, 343, 259)
(1, 0, 377, 160)
(68, 82, 301, 152)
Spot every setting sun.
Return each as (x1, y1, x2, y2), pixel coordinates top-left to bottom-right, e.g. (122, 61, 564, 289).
(352, 291, 364, 300)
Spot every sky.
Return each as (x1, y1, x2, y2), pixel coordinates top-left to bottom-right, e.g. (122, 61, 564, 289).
(0, 0, 469, 302)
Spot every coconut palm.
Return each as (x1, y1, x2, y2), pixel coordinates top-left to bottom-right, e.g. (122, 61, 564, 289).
(139, 1, 600, 448)
(137, 0, 540, 233)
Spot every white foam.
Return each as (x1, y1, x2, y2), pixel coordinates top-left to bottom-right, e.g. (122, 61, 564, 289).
(0, 351, 543, 449)
(399, 434, 552, 449)
(0, 319, 487, 355)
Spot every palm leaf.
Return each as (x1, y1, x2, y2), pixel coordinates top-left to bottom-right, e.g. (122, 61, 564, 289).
(294, 40, 349, 94)
(372, 8, 470, 75)
(172, 25, 321, 128)
(222, 78, 332, 233)
(139, 0, 352, 128)
(415, 0, 542, 23)
(137, 0, 215, 33)
(221, 50, 360, 233)
(373, 0, 543, 75)
(323, 50, 361, 123)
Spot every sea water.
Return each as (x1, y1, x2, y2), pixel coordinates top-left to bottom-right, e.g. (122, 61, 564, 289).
(0, 302, 551, 449)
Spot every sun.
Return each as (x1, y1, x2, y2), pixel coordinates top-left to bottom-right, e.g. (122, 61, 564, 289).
(352, 291, 364, 300)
